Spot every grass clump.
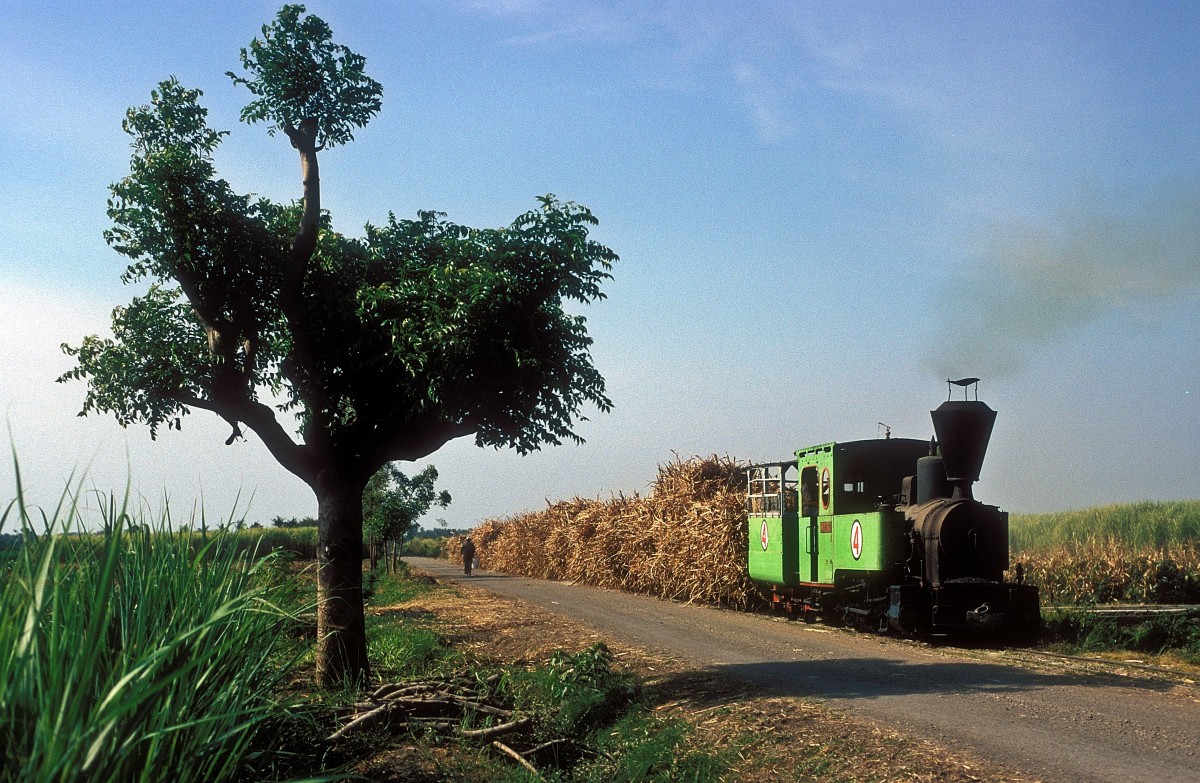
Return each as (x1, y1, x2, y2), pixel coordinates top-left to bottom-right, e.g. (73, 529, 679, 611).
(505, 643, 639, 740)
(494, 644, 731, 782)
(363, 566, 457, 680)
(0, 486, 309, 783)
(579, 712, 731, 783)
(1041, 607, 1200, 665)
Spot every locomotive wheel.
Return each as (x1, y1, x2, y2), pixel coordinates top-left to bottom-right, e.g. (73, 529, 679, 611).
(823, 600, 846, 627)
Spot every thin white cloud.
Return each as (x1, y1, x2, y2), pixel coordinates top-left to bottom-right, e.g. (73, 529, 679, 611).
(788, 5, 1100, 158)
(462, 2, 803, 142)
(733, 61, 788, 142)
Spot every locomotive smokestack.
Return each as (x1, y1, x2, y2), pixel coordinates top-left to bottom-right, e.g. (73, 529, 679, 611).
(930, 389, 997, 500)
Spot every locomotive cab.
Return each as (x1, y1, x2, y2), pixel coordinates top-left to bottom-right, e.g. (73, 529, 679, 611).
(748, 438, 928, 621)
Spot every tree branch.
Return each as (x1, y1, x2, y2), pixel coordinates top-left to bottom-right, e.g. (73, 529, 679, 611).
(168, 389, 315, 484)
(370, 412, 475, 466)
(278, 116, 329, 424)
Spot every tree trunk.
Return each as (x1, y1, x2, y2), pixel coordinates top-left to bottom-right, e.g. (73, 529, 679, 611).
(315, 478, 370, 686)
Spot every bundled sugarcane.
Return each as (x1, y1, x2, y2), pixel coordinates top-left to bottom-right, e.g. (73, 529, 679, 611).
(449, 455, 765, 609)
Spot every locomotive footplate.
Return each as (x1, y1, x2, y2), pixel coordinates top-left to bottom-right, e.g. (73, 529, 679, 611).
(936, 579, 1039, 633)
(889, 580, 1040, 634)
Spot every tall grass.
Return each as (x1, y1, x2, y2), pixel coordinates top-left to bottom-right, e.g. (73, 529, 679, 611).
(66, 525, 319, 563)
(0, 474, 310, 783)
(1019, 545, 1200, 605)
(1009, 500, 1200, 605)
(1010, 500, 1200, 552)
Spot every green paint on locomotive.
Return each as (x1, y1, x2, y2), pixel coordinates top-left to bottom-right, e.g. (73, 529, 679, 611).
(747, 512, 800, 586)
(746, 461, 800, 586)
(747, 438, 930, 590)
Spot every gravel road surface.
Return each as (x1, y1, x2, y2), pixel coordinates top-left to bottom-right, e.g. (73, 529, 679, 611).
(405, 557, 1200, 783)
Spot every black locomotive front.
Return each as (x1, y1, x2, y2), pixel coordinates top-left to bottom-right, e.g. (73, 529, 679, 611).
(888, 395, 1040, 635)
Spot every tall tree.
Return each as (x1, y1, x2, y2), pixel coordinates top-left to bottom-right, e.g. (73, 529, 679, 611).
(60, 5, 616, 685)
(362, 464, 450, 573)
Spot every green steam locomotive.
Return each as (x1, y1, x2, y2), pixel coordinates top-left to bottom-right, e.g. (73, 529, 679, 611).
(746, 381, 1040, 635)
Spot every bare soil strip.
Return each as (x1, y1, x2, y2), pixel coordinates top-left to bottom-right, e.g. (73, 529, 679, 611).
(402, 558, 1200, 783)
(396, 563, 1048, 782)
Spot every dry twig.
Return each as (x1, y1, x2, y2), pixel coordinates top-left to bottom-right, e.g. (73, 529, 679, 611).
(492, 740, 542, 778)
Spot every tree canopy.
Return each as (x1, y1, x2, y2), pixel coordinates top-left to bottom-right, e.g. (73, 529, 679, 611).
(59, 4, 617, 684)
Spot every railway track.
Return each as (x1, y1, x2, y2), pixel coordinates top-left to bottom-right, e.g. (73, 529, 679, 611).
(1050, 603, 1199, 619)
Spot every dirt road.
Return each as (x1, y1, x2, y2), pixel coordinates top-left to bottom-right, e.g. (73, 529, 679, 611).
(405, 557, 1199, 783)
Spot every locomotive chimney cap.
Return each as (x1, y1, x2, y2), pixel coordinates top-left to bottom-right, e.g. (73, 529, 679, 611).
(947, 377, 981, 400)
(931, 396, 996, 489)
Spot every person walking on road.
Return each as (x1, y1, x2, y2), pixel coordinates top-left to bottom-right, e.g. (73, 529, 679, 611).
(461, 537, 476, 577)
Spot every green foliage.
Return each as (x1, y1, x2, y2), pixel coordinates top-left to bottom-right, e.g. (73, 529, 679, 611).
(506, 643, 638, 739)
(363, 463, 450, 554)
(364, 564, 433, 606)
(579, 713, 730, 783)
(59, 285, 211, 437)
(228, 4, 383, 149)
(355, 201, 615, 454)
(362, 572, 457, 680)
(59, 75, 292, 439)
(1041, 608, 1200, 664)
(0, 488, 308, 783)
(368, 625, 450, 679)
(271, 515, 317, 528)
(402, 536, 449, 558)
(485, 644, 730, 783)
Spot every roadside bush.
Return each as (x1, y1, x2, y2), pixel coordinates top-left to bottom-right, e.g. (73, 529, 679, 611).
(505, 643, 638, 740)
(403, 536, 448, 558)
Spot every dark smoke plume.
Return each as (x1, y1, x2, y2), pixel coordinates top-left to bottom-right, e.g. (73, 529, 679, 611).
(926, 184, 1200, 379)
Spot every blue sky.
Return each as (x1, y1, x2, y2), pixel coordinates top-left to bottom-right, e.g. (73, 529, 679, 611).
(2, 1, 1198, 527)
